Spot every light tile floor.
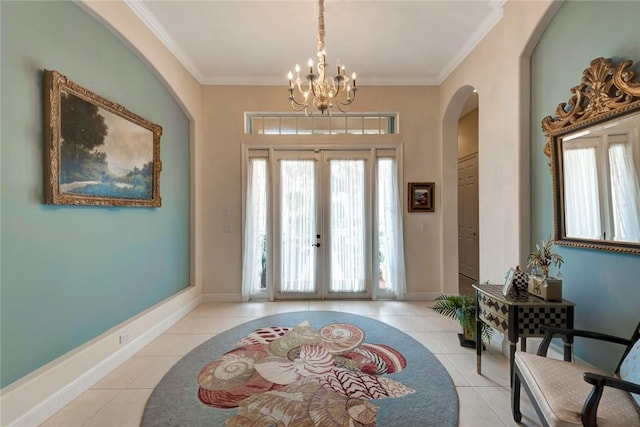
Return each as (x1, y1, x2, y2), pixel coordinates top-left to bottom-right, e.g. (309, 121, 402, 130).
(40, 301, 543, 426)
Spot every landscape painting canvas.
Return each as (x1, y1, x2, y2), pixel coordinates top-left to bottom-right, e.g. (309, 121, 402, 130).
(44, 70, 162, 207)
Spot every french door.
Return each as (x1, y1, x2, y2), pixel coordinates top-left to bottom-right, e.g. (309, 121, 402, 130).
(273, 149, 372, 299)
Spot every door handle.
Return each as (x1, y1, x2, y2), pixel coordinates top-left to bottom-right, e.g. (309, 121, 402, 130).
(312, 243, 321, 247)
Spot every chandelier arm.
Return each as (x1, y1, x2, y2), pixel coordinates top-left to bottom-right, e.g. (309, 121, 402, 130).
(295, 79, 308, 94)
(333, 73, 350, 95)
(335, 102, 350, 113)
(288, 89, 308, 109)
(289, 97, 307, 108)
(289, 94, 309, 113)
(309, 81, 320, 98)
(333, 79, 344, 95)
(290, 102, 307, 112)
(336, 90, 357, 107)
(341, 77, 350, 92)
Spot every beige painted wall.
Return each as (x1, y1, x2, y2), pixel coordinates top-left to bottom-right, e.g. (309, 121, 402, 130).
(458, 109, 479, 159)
(440, 0, 560, 285)
(84, 0, 562, 298)
(201, 85, 443, 299)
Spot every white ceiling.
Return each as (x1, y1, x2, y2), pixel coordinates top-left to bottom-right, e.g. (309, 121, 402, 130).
(125, 0, 505, 86)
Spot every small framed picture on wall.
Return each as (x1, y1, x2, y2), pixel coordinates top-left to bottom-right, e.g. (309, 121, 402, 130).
(408, 182, 435, 212)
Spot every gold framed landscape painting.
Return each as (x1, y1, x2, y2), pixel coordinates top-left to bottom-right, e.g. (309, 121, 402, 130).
(44, 69, 162, 207)
(408, 182, 434, 212)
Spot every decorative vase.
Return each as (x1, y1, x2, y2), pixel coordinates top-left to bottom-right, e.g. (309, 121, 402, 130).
(512, 266, 529, 296)
(527, 275, 562, 301)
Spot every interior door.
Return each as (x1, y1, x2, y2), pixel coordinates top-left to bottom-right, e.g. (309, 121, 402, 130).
(458, 153, 479, 282)
(274, 149, 372, 299)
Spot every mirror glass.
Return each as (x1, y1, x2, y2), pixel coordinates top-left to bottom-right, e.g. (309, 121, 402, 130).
(559, 111, 640, 244)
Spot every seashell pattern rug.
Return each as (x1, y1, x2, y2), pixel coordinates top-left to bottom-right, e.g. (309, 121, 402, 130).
(141, 311, 458, 426)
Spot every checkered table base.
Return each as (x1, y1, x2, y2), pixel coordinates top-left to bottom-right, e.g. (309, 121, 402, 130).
(476, 285, 572, 337)
(517, 306, 568, 336)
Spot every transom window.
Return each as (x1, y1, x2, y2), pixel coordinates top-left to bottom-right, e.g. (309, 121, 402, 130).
(245, 113, 397, 135)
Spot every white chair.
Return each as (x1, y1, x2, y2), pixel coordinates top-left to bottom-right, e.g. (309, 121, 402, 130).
(512, 322, 640, 426)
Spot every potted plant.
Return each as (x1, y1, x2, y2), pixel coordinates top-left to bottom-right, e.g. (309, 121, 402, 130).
(432, 294, 493, 348)
(526, 237, 564, 301)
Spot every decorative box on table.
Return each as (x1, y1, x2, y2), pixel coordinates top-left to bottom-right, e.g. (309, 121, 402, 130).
(527, 276, 562, 302)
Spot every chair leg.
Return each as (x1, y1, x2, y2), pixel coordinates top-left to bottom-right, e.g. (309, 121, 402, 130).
(512, 366, 523, 423)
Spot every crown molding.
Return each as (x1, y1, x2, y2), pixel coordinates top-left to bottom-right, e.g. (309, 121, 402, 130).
(437, 3, 504, 84)
(123, 0, 205, 83)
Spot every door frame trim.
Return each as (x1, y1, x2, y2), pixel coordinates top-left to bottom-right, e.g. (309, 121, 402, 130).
(242, 139, 404, 301)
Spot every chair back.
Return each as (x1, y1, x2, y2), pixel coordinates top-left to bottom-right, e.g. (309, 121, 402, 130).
(617, 321, 640, 407)
(615, 320, 640, 374)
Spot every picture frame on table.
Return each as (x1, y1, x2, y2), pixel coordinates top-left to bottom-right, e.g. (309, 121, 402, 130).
(502, 267, 516, 297)
(44, 69, 163, 207)
(408, 182, 435, 212)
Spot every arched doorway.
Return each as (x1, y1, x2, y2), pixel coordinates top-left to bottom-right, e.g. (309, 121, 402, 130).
(456, 91, 479, 296)
(441, 85, 478, 295)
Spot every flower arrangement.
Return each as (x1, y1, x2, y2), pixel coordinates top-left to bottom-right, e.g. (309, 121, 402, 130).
(526, 237, 564, 280)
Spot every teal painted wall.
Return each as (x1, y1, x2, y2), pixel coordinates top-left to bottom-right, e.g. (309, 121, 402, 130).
(531, 1, 640, 371)
(0, 1, 190, 387)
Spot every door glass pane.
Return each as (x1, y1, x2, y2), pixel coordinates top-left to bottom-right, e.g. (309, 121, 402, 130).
(329, 159, 366, 293)
(243, 159, 268, 294)
(377, 158, 392, 291)
(376, 157, 405, 297)
(280, 160, 317, 293)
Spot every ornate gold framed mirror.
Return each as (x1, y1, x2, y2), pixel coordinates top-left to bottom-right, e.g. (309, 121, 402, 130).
(542, 57, 640, 255)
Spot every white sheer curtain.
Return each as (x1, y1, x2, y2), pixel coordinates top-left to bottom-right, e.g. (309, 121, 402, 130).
(242, 158, 268, 301)
(563, 146, 602, 239)
(376, 158, 406, 300)
(329, 160, 366, 293)
(280, 160, 316, 293)
(608, 143, 640, 241)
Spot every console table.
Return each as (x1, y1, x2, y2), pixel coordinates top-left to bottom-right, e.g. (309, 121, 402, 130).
(473, 284, 575, 385)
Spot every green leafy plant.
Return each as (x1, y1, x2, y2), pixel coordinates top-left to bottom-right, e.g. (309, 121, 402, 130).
(432, 294, 493, 344)
(260, 235, 267, 289)
(526, 236, 564, 279)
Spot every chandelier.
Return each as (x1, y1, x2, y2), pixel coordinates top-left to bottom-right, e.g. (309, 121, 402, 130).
(287, 0, 358, 115)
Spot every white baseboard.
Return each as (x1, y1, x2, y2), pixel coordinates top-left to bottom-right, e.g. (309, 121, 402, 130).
(201, 293, 442, 303)
(0, 286, 203, 427)
(202, 293, 243, 302)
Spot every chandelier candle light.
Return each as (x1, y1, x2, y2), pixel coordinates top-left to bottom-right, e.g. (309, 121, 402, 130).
(287, 0, 358, 115)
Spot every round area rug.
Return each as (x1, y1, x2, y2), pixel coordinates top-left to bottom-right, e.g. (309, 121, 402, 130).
(141, 311, 458, 426)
